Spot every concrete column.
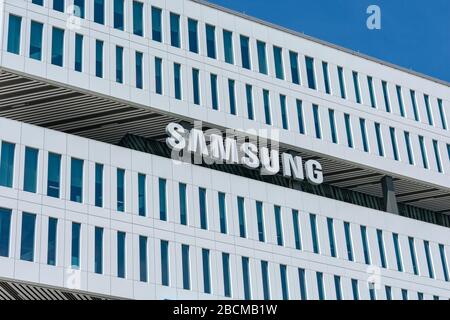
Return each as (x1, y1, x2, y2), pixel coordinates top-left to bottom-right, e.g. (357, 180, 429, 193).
(381, 176, 399, 214)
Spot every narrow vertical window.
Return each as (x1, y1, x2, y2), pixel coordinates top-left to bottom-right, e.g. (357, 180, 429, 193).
(369, 286, 376, 300)
(47, 217, 58, 266)
(132, 1, 144, 36)
(298, 268, 307, 300)
(135, 51, 143, 89)
(305, 57, 316, 90)
(51, 27, 64, 67)
(20, 213, 36, 262)
(360, 118, 369, 152)
(417, 292, 424, 300)
(261, 261, 270, 300)
(280, 265, 289, 300)
(53, 0, 65, 12)
(95, 163, 103, 208)
(139, 236, 148, 282)
(322, 62, 331, 94)
(273, 46, 284, 80)
(117, 231, 126, 278)
(228, 79, 236, 115)
(242, 257, 251, 300)
(188, 19, 199, 53)
(344, 222, 354, 261)
(218, 192, 227, 234)
(352, 71, 361, 104)
(439, 244, 449, 282)
(138, 173, 146, 216)
(296, 100, 305, 134)
(155, 57, 163, 94)
(0, 142, 15, 188)
(159, 178, 167, 221)
(401, 289, 408, 300)
(23, 147, 38, 193)
(7, 15, 22, 55)
(71, 222, 81, 268)
(374, 123, 385, 157)
(161, 240, 170, 286)
(382, 81, 391, 112)
(351, 279, 359, 300)
(192, 68, 201, 105)
(151, 7, 162, 42)
(222, 253, 231, 298)
(240, 35, 251, 69)
(424, 240, 435, 279)
(396, 86, 406, 117)
(289, 51, 300, 85)
(280, 95, 289, 130)
(313, 104, 322, 139)
(245, 84, 254, 120)
(274, 206, 284, 246)
(337, 66, 346, 99)
(433, 140, 442, 173)
(170, 13, 180, 48)
(237, 197, 246, 238)
(360, 226, 371, 265)
(310, 214, 320, 254)
(256, 201, 265, 242)
(419, 136, 429, 169)
(30, 21, 44, 61)
(32, 0, 44, 6)
(377, 229, 387, 268)
(95, 40, 104, 78)
(174, 63, 182, 100)
(202, 249, 211, 294)
(75, 34, 83, 72)
(0, 208, 12, 258)
(263, 90, 272, 125)
(206, 24, 216, 59)
(47, 153, 61, 198)
(316, 272, 325, 300)
(367, 76, 377, 108)
(117, 169, 125, 212)
(257, 41, 268, 75)
(424, 95, 434, 126)
(292, 210, 302, 250)
(334, 276, 342, 300)
(344, 113, 353, 148)
(410, 90, 420, 122)
(74, 0, 85, 19)
(389, 127, 399, 161)
(404, 132, 414, 165)
(328, 109, 338, 144)
(70, 158, 83, 203)
(408, 237, 419, 275)
(385, 286, 392, 300)
(199, 188, 208, 230)
(437, 99, 447, 130)
(211, 74, 219, 110)
(94, 227, 103, 274)
(327, 218, 337, 258)
(179, 183, 187, 226)
(94, 0, 105, 24)
(182, 245, 191, 290)
(114, 0, 125, 30)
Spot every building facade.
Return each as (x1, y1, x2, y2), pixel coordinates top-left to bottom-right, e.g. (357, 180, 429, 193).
(0, 0, 449, 300)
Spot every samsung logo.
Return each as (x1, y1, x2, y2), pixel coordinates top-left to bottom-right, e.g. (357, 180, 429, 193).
(166, 123, 324, 185)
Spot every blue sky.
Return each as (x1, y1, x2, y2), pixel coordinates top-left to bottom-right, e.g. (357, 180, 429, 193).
(207, 0, 450, 83)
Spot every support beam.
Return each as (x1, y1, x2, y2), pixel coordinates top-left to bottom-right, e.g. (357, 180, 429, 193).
(381, 176, 399, 214)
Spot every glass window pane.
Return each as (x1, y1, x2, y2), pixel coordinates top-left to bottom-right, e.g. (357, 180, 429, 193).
(179, 183, 187, 225)
(192, 68, 200, 105)
(246, 84, 254, 120)
(310, 214, 320, 254)
(75, 34, 83, 72)
(228, 79, 236, 115)
(337, 66, 346, 99)
(280, 95, 289, 130)
(159, 178, 167, 221)
(94, 0, 104, 24)
(114, 0, 125, 30)
(263, 90, 272, 125)
(20, 213, 36, 262)
(199, 188, 208, 230)
(170, 13, 180, 48)
(344, 222, 354, 261)
(138, 173, 146, 216)
(51, 27, 64, 67)
(0, 208, 12, 258)
(257, 41, 268, 75)
(161, 240, 170, 286)
(238, 197, 246, 238)
(188, 19, 198, 53)
(305, 57, 316, 90)
(70, 158, 83, 203)
(139, 236, 148, 282)
(152, 7, 162, 42)
(313, 104, 321, 139)
(182, 244, 190, 290)
(30, 21, 44, 60)
(133, 1, 143, 36)
(94, 227, 103, 274)
(135, 51, 143, 89)
(327, 218, 336, 258)
(280, 265, 289, 300)
(155, 57, 163, 94)
(273, 46, 284, 80)
(95, 163, 103, 207)
(382, 81, 391, 113)
(23, 147, 38, 193)
(222, 253, 231, 297)
(206, 24, 216, 59)
(202, 249, 211, 294)
(117, 231, 126, 278)
(95, 40, 104, 78)
(211, 74, 219, 110)
(345, 114, 353, 148)
(223, 30, 234, 64)
(71, 222, 81, 268)
(117, 169, 125, 212)
(0, 142, 15, 188)
(274, 205, 283, 246)
(256, 201, 265, 242)
(47, 153, 61, 198)
(7, 15, 22, 55)
(218, 192, 227, 234)
(242, 257, 251, 299)
(240, 35, 250, 69)
(322, 62, 331, 94)
(174, 63, 182, 100)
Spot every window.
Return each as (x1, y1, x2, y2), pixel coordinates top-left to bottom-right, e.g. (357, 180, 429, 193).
(417, 292, 424, 300)
(322, 62, 331, 94)
(192, 68, 200, 105)
(211, 74, 219, 110)
(263, 90, 272, 125)
(151, 7, 162, 42)
(202, 249, 211, 294)
(170, 13, 180, 48)
(133, 1, 143, 36)
(182, 245, 190, 290)
(47, 153, 61, 198)
(0, 142, 15, 188)
(23, 147, 38, 193)
(53, 0, 64, 12)
(240, 35, 251, 69)
(360, 226, 371, 265)
(334, 276, 342, 300)
(344, 114, 354, 148)
(292, 210, 302, 250)
(114, 0, 125, 30)
(374, 123, 385, 157)
(30, 21, 44, 60)
(377, 229, 387, 268)
(438, 99, 447, 130)
(396, 86, 406, 117)
(256, 201, 265, 242)
(261, 261, 270, 300)
(0, 209, 12, 257)
(327, 218, 337, 258)
(280, 95, 289, 130)
(404, 132, 414, 165)
(448, 144, 450, 162)
(439, 244, 449, 282)
(135, 51, 143, 89)
(188, 19, 199, 54)
(367, 76, 377, 108)
(94, 0, 104, 24)
(228, 79, 236, 115)
(313, 104, 321, 139)
(139, 236, 148, 282)
(392, 233, 403, 272)
(298, 268, 307, 300)
(7, 15, 22, 55)
(174, 63, 182, 100)
(237, 197, 246, 238)
(71, 222, 81, 268)
(401, 289, 408, 300)
(46, 217, 57, 266)
(273, 46, 284, 80)
(95, 40, 104, 78)
(316, 272, 325, 300)
(70, 158, 83, 203)
(199, 188, 208, 230)
(305, 56, 316, 90)
(32, 0, 44, 6)
(352, 71, 362, 104)
(408, 237, 419, 275)
(93, 164, 103, 208)
(424, 95, 434, 126)
(138, 173, 146, 216)
(222, 253, 231, 298)
(274, 206, 284, 246)
(116, 169, 125, 212)
(389, 127, 399, 161)
(337, 66, 346, 99)
(206, 24, 216, 59)
(75, 34, 83, 72)
(289, 51, 300, 85)
(161, 240, 170, 286)
(155, 57, 163, 94)
(351, 279, 359, 300)
(360, 118, 369, 152)
(117, 232, 126, 278)
(433, 140, 442, 173)
(385, 286, 392, 300)
(245, 85, 254, 120)
(20, 213, 36, 262)
(280, 265, 289, 300)
(369, 286, 376, 300)
(382, 81, 391, 112)
(344, 222, 354, 261)
(257, 41, 268, 75)
(179, 183, 188, 226)
(94, 227, 103, 274)
(410, 90, 420, 121)
(218, 192, 227, 234)
(159, 178, 167, 221)
(419, 136, 429, 169)
(328, 109, 338, 144)
(424, 240, 435, 279)
(310, 214, 320, 254)
(242, 257, 251, 300)
(51, 27, 64, 67)
(296, 100, 305, 134)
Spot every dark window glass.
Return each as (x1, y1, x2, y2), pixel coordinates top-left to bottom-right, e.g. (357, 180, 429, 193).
(20, 213, 36, 262)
